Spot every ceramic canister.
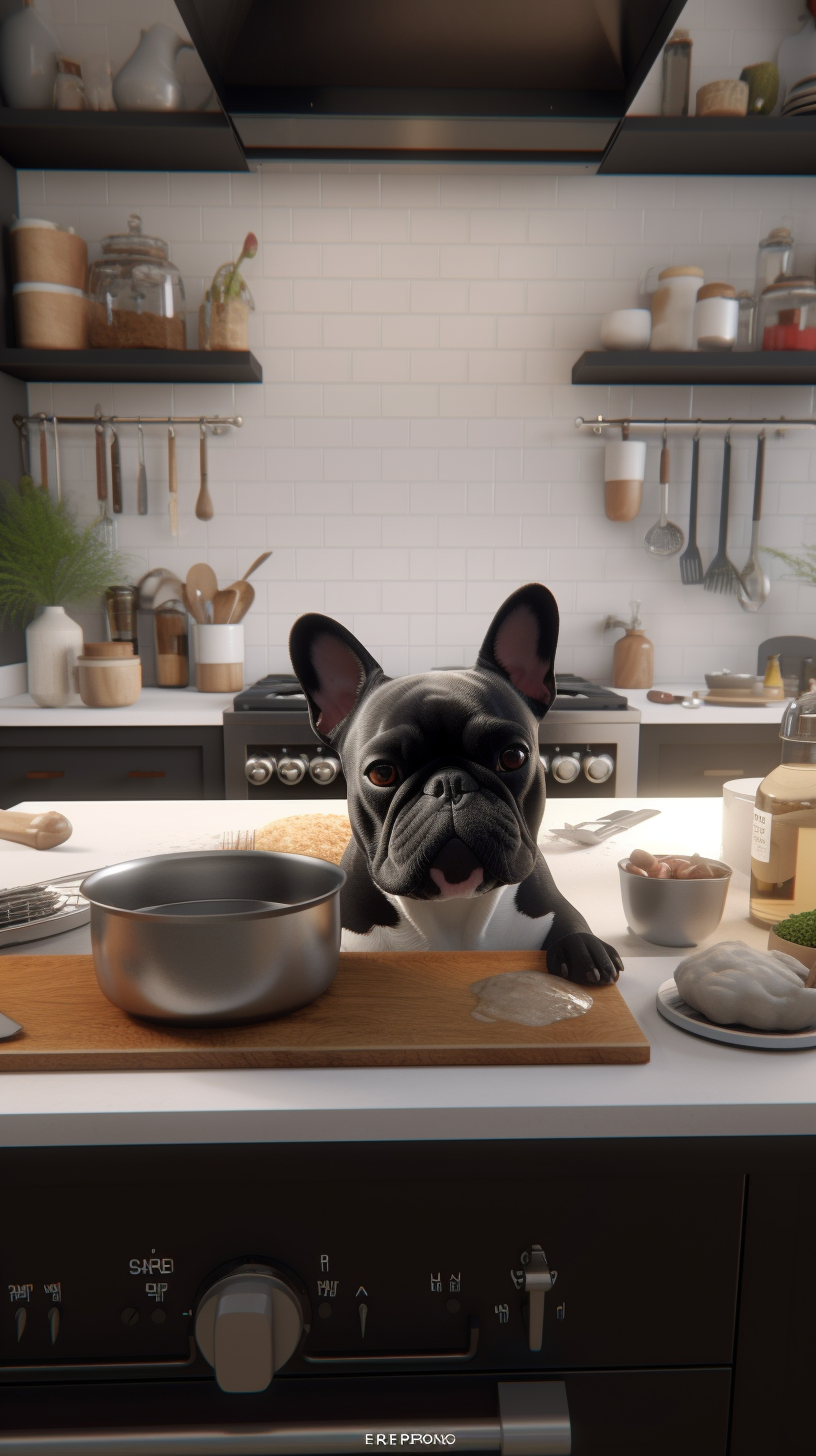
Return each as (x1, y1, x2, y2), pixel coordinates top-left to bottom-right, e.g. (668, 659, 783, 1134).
(193, 622, 244, 693)
(693, 283, 739, 350)
(650, 265, 705, 351)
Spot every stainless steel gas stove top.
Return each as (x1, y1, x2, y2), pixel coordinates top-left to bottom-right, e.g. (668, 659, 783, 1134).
(224, 674, 639, 800)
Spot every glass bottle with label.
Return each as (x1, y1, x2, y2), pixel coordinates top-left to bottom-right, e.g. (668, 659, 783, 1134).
(750, 691, 816, 926)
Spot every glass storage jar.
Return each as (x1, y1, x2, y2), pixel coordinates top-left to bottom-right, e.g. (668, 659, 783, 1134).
(154, 599, 189, 688)
(755, 225, 794, 298)
(758, 276, 816, 351)
(88, 214, 185, 350)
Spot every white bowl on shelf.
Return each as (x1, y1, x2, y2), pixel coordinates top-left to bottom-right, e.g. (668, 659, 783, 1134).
(600, 308, 651, 351)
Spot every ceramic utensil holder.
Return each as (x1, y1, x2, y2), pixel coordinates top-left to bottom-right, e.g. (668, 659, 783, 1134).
(194, 623, 244, 693)
(604, 440, 646, 521)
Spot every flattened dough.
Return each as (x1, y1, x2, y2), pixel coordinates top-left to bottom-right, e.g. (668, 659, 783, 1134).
(470, 969, 593, 1026)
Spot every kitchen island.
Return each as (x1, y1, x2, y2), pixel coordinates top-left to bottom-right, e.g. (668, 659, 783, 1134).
(1, 796, 811, 1456)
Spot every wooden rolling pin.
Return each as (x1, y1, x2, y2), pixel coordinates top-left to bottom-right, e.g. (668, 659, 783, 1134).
(0, 809, 72, 850)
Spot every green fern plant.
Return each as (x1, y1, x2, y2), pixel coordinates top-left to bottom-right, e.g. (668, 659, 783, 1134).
(0, 477, 125, 625)
(764, 546, 816, 585)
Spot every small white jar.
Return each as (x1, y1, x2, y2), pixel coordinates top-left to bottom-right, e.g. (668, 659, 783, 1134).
(649, 265, 705, 351)
(693, 282, 739, 350)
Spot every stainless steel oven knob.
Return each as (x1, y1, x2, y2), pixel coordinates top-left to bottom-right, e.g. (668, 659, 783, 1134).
(583, 752, 614, 784)
(245, 755, 276, 785)
(277, 754, 309, 785)
(551, 752, 581, 784)
(309, 755, 341, 785)
(194, 1263, 304, 1393)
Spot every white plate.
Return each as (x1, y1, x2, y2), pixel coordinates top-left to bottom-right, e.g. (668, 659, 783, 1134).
(656, 978, 816, 1050)
(782, 101, 816, 115)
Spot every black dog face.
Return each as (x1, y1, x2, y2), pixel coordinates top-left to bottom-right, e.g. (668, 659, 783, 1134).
(290, 583, 558, 902)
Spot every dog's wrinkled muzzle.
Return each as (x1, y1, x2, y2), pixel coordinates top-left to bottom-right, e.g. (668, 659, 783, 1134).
(367, 761, 538, 899)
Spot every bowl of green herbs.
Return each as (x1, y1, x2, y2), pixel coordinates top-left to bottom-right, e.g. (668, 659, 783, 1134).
(768, 911, 816, 982)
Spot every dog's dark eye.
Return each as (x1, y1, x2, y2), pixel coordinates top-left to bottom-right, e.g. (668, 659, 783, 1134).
(498, 745, 528, 773)
(367, 762, 398, 787)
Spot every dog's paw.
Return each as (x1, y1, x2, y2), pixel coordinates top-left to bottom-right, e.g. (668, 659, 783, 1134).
(546, 933, 623, 986)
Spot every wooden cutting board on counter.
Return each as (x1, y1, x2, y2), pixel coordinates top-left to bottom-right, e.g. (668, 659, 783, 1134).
(0, 951, 649, 1070)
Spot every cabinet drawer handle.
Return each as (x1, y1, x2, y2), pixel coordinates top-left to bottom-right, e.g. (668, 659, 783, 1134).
(127, 771, 166, 779)
(703, 768, 743, 778)
(25, 771, 65, 780)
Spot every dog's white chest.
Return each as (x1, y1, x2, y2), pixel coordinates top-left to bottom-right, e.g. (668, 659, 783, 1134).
(340, 887, 554, 955)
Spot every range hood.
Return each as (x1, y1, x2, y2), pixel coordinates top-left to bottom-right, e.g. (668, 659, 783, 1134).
(175, 0, 686, 165)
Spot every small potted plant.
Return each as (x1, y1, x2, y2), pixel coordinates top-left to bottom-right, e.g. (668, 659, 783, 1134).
(0, 477, 125, 706)
(199, 232, 257, 351)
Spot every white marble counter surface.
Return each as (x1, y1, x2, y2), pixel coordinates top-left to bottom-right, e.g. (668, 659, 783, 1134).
(626, 686, 791, 726)
(3, 794, 811, 1150)
(0, 687, 234, 727)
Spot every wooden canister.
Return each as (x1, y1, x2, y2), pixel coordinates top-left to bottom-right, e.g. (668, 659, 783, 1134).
(11, 219, 88, 289)
(77, 655, 141, 707)
(612, 629, 654, 689)
(13, 282, 88, 349)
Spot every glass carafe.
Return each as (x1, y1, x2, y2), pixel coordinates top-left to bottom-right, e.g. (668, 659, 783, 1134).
(750, 692, 816, 926)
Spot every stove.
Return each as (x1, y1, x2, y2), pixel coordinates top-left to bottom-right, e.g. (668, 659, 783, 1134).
(224, 674, 640, 799)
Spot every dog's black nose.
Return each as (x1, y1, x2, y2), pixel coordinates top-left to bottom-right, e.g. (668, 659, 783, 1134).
(423, 767, 479, 806)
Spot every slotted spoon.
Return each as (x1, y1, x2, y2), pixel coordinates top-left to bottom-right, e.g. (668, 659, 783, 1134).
(644, 430, 684, 557)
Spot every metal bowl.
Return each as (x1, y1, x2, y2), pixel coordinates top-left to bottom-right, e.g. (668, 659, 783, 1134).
(704, 671, 758, 691)
(618, 857, 732, 948)
(81, 851, 345, 1026)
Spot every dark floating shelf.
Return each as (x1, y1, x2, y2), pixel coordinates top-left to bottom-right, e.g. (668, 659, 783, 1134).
(0, 349, 263, 385)
(0, 109, 247, 173)
(572, 350, 816, 387)
(600, 115, 816, 176)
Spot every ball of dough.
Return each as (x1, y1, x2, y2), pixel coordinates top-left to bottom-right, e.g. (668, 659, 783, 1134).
(675, 940, 816, 1031)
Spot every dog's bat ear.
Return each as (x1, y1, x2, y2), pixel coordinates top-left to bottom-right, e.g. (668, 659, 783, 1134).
(476, 583, 558, 719)
(290, 614, 385, 740)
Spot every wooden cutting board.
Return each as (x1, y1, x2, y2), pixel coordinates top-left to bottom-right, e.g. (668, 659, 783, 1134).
(0, 951, 649, 1070)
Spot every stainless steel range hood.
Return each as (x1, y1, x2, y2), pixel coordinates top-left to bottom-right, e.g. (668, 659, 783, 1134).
(176, 0, 686, 164)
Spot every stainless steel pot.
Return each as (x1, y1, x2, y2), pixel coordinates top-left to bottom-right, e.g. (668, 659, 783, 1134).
(81, 851, 344, 1026)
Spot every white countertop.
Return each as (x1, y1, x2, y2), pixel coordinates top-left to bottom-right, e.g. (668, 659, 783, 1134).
(3, 794, 811, 1149)
(0, 687, 234, 726)
(628, 686, 791, 726)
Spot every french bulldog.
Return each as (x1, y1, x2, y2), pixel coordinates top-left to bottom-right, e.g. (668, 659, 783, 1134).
(289, 582, 622, 986)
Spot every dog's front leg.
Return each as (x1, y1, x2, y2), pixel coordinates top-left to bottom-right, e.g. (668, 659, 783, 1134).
(524, 857, 623, 985)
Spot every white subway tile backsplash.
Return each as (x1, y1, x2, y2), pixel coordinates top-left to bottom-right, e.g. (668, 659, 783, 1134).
(22, 19, 816, 681)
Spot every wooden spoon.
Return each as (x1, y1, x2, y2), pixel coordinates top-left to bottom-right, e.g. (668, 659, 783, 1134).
(212, 586, 239, 624)
(0, 809, 72, 850)
(239, 551, 272, 581)
(227, 579, 255, 622)
(195, 422, 214, 521)
(186, 563, 217, 623)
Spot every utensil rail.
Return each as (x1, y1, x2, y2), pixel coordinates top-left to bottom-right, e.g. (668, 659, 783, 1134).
(576, 414, 816, 437)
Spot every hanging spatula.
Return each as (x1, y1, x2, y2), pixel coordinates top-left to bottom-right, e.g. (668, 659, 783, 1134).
(703, 433, 740, 595)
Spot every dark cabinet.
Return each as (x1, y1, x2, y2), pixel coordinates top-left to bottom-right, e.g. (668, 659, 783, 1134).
(638, 723, 782, 796)
(0, 726, 225, 806)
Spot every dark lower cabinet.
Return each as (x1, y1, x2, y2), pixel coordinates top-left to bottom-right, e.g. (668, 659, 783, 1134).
(639, 723, 783, 796)
(0, 726, 225, 805)
(2, 1138, 812, 1452)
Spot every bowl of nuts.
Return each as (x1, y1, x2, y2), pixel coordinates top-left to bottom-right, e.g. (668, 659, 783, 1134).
(619, 848, 732, 947)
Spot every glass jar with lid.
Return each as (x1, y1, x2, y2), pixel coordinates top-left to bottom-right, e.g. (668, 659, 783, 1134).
(757, 276, 816, 351)
(750, 691, 816, 926)
(88, 214, 186, 350)
(755, 225, 794, 298)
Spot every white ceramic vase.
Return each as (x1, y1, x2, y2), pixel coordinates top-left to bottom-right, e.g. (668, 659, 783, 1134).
(112, 24, 192, 112)
(0, 0, 61, 110)
(26, 605, 83, 708)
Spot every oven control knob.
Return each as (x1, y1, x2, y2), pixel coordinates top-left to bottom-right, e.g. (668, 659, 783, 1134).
(245, 755, 276, 786)
(551, 752, 581, 784)
(194, 1263, 305, 1393)
(277, 754, 309, 786)
(583, 753, 614, 784)
(309, 755, 341, 785)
